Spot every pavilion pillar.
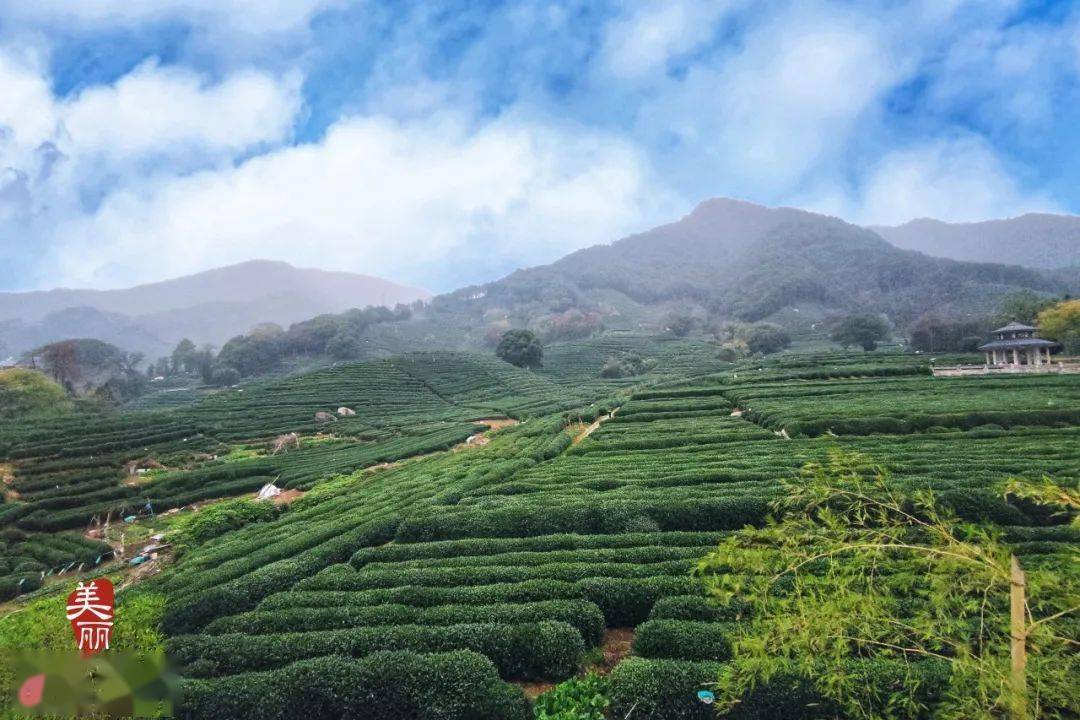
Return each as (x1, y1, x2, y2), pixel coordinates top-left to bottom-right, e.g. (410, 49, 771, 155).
(1012, 349, 1019, 366)
(1034, 348, 1042, 367)
(984, 352, 990, 366)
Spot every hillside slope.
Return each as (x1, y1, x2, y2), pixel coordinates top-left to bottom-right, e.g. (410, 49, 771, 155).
(0, 260, 430, 358)
(430, 199, 1071, 334)
(871, 213, 1080, 269)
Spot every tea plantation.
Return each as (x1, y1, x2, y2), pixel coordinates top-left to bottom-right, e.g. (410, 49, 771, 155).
(1, 344, 1076, 718)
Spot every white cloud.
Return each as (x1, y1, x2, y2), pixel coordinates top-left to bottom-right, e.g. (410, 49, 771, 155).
(600, 0, 737, 79)
(0, 51, 57, 169)
(634, 6, 910, 195)
(801, 136, 1058, 225)
(925, 15, 1080, 131)
(0, 52, 299, 168)
(0, 0, 342, 35)
(42, 113, 676, 290)
(61, 61, 300, 162)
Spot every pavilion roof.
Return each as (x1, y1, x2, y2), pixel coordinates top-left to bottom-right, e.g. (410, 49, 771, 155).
(978, 338, 1056, 351)
(991, 321, 1037, 334)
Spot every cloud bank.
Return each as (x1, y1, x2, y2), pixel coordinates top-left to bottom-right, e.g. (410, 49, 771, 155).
(0, 0, 1077, 291)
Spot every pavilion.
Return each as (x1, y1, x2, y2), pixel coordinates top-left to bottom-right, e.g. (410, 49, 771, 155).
(978, 321, 1056, 367)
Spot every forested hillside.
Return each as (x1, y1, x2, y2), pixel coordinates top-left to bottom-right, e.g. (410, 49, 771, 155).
(420, 199, 1073, 344)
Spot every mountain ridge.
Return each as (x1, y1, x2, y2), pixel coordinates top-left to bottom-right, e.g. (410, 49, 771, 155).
(870, 212, 1080, 269)
(0, 260, 430, 359)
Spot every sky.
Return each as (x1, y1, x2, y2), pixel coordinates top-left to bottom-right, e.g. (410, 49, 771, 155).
(0, 0, 1078, 293)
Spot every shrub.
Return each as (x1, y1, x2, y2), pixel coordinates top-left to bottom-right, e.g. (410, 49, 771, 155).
(939, 489, 1030, 526)
(205, 599, 605, 646)
(395, 497, 770, 543)
(608, 658, 721, 720)
(534, 671, 609, 720)
(631, 620, 733, 661)
(259, 580, 587, 612)
(177, 650, 530, 720)
(649, 595, 750, 622)
(608, 658, 950, 720)
(162, 518, 399, 634)
(578, 576, 698, 626)
(171, 498, 279, 552)
(168, 620, 583, 681)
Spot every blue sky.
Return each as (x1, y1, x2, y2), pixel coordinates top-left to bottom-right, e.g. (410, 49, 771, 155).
(0, 0, 1078, 292)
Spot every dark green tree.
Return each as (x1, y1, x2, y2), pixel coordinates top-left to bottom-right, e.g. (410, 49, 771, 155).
(209, 364, 241, 387)
(994, 291, 1056, 326)
(832, 314, 890, 351)
(495, 329, 543, 368)
(171, 338, 197, 373)
(664, 312, 695, 338)
(745, 323, 791, 355)
(194, 347, 216, 384)
(325, 332, 363, 360)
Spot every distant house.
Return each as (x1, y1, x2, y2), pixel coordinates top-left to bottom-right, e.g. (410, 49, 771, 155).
(977, 321, 1056, 367)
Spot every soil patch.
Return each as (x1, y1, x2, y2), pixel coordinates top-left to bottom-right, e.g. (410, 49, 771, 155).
(573, 409, 619, 445)
(271, 489, 306, 505)
(516, 681, 557, 700)
(591, 628, 635, 675)
(453, 418, 521, 451)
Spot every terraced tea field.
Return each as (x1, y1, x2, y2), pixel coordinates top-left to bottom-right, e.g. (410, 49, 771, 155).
(139, 352, 1079, 719)
(0, 341, 716, 596)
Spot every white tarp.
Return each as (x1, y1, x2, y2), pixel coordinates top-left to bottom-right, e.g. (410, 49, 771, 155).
(256, 483, 282, 500)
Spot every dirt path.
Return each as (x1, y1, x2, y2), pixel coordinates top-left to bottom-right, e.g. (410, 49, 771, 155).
(593, 628, 635, 674)
(572, 408, 619, 445)
(453, 418, 521, 450)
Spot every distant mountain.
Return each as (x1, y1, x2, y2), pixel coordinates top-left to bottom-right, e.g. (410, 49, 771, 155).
(871, 213, 1080, 270)
(0, 261, 430, 359)
(427, 199, 1075, 339)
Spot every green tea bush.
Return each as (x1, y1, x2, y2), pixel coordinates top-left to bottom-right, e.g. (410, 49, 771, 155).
(648, 595, 750, 622)
(204, 599, 605, 645)
(395, 497, 769, 542)
(578, 576, 698, 626)
(168, 620, 583, 681)
(631, 620, 734, 661)
(259, 580, 587, 611)
(178, 650, 530, 720)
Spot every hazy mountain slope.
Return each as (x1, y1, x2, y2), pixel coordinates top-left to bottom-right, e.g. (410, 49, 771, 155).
(431, 199, 1072, 333)
(871, 214, 1080, 269)
(0, 261, 429, 358)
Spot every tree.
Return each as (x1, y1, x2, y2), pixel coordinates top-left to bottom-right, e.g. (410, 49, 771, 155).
(209, 365, 241, 387)
(495, 329, 543, 368)
(325, 332, 362, 360)
(39, 340, 80, 393)
(995, 291, 1056, 326)
(832, 314, 890, 351)
(664, 312, 695, 338)
(152, 356, 172, 377)
(696, 451, 1079, 719)
(909, 315, 991, 353)
(744, 322, 791, 355)
(171, 339, 197, 374)
(1036, 299, 1080, 355)
(193, 347, 216, 384)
